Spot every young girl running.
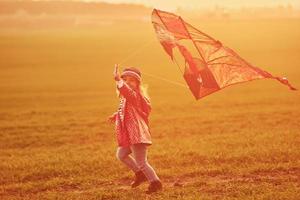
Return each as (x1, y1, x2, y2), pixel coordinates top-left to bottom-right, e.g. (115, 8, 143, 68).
(108, 64, 162, 194)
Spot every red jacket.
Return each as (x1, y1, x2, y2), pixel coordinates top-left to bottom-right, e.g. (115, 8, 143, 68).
(112, 80, 152, 147)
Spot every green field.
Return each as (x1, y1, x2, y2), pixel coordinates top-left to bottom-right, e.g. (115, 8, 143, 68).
(0, 19, 300, 199)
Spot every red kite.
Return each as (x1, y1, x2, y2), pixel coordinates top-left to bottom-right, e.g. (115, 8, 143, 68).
(151, 9, 296, 99)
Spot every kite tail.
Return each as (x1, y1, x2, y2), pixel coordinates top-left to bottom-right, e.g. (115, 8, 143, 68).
(274, 77, 297, 90)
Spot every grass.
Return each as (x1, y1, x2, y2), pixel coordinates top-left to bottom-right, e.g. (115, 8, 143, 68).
(0, 18, 300, 199)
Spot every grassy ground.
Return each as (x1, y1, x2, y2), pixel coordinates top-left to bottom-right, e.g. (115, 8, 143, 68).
(0, 19, 300, 199)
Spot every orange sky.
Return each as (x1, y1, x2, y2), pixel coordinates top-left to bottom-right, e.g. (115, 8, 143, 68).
(82, 0, 299, 10)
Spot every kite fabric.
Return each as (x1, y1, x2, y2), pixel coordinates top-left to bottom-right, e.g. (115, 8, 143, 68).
(151, 9, 296, 99)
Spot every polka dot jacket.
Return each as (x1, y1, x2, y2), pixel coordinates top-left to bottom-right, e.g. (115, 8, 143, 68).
(112, 80, 152, 147)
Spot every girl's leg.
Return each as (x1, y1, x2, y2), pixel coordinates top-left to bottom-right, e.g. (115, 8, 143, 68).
(131, 143, 160, 182)
(116, 146, 140, 173)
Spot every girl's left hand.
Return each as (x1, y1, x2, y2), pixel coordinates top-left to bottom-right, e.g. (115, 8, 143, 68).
(107, 114, 116, 124)
(114, 64, 121, 81)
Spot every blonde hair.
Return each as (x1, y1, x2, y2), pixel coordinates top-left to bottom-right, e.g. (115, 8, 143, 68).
(140, 83, 150, 100)
(116, 81, 150, 100)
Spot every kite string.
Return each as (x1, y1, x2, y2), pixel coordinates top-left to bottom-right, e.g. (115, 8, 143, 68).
(118, 38, 156, 66)
(142, 72, 188, 88)
(116, 37, 187, 89)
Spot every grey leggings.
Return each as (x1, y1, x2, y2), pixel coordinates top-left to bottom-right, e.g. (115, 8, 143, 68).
(116, 143, 160, 182)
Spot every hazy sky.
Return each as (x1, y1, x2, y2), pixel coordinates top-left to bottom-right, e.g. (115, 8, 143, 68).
(83, 0, 300, 10)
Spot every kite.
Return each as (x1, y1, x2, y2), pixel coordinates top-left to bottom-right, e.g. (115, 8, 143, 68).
(151, 9, 296, 99)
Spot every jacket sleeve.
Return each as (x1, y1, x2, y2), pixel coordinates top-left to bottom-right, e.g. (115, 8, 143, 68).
(116, 80, 138, 104)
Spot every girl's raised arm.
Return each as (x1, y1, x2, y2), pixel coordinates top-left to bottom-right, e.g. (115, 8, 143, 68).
(116, 80, 138, 104)
(113, 64, 121, 81)
(113, 64, 138, 103)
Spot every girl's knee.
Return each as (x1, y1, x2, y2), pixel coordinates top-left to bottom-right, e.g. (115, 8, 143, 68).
(116, 148, 130, 161)
(135, 159, 148, 169)
(116, 150, 124, 161)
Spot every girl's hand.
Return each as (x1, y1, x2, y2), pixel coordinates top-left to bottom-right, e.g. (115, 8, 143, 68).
(114, 64, 121, 81)
(107, 114, 116, 124)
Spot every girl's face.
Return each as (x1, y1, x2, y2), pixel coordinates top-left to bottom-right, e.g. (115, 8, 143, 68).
(122, 75, 139, 89)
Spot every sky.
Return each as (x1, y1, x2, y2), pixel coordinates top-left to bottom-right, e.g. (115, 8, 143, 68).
(82, 0, 300, 10)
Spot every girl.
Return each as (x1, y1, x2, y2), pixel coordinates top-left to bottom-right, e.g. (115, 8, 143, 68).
(108, 64, 162, 194)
